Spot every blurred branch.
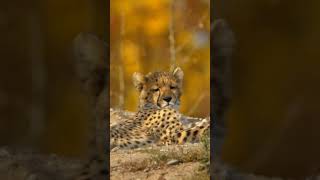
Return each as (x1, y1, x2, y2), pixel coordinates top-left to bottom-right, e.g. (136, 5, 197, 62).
(118, 66, 125, 108)
(169, 0, 176, 67)
(187, 93, 206, 115)
(176, 12, 209, 53)
(118, 12, 126, 108)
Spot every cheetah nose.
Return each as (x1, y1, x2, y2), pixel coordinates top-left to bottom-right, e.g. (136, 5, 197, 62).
(163, 96, 172, 102)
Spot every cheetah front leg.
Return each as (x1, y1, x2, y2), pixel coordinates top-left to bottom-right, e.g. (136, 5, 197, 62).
(111, 129, 156, 150)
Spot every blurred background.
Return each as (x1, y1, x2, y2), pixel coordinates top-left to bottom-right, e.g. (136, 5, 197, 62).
(0, 0, 107, 157)
(214, 0, 320, 178)
(110, 0, 210, 117)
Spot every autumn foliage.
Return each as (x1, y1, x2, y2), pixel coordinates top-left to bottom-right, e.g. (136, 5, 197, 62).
(110, 0, 210, 117)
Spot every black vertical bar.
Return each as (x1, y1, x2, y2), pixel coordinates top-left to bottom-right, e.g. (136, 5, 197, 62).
(106, 0, 110, 177)
(95, 0, 110, 178)
(104, 0, 110, 178)
(210, 0, 214, 179)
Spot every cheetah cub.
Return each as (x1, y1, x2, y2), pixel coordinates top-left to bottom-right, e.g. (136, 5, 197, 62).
(111, 67, 210, 149)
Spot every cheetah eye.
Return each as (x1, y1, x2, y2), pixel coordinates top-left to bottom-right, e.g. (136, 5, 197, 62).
(170, 86, 177, 90)
(151, 88, 159, 92)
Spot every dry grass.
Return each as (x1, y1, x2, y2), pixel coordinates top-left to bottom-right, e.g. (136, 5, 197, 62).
(112, 129, 211, 177)
(137, 134, 210, 168)
(183, 171, 210, 180)
(199, 129, 210, 174)
(150, 146, 207, 165)
(119, 158, 153, 172)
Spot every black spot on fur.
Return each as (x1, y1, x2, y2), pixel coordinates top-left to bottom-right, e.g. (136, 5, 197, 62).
(187, 130, 191, 136)
(183, 137, 187, 142)
(193, 130, 199, 136)
(177, 132, 181, 137)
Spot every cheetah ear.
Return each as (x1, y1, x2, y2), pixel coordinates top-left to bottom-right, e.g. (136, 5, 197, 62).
(172, 67, 184, 83)
(132, 72, 145, 91)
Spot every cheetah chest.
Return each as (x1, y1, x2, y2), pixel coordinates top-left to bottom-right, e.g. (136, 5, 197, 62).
(138, 108, 184, 144)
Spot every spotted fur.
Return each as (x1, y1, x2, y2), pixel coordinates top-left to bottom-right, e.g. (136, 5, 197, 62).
(111, 68, 210, 150)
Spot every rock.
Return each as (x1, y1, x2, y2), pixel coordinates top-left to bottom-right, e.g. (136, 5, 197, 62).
(166, 159, 180, 166)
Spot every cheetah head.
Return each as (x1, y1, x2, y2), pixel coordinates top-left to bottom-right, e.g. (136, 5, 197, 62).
(133, 67, 184, 110)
